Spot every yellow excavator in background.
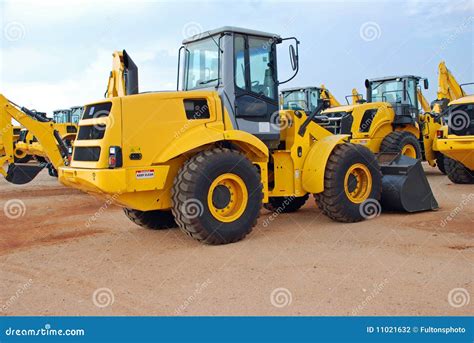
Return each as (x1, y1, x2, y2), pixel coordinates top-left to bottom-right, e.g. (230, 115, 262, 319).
(0, 50, 134, 184)
(429, 62, 473, 183)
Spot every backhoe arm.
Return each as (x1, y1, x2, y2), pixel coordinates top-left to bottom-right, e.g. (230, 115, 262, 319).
(0, 94, 66, 174)
(320, 84, 341, 107)
(437, 61, 465, 103)
(417, 88, 431, 113)
(105, 50, 138, 98)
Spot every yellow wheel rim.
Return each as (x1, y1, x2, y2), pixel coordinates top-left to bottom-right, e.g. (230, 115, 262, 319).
(207, 173, 248, 223)
(401, 144, 417, 158)
(344, 163, 372, 203)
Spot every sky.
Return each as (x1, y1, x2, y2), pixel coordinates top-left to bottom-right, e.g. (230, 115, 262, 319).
(0, 0, 473, 114)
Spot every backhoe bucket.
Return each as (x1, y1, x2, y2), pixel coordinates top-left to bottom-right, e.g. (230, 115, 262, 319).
(5, 163, 45, 185)
(378, 153, 438, 212)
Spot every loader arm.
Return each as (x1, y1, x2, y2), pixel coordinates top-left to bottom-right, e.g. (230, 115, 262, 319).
(320, 84, 341, 107)
(0, 95, 66, 176)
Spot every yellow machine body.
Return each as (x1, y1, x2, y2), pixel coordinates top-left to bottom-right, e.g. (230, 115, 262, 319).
(59, 91, 345, 211)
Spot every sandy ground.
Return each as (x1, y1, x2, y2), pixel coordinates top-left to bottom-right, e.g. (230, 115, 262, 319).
(0, 166, 472, 316)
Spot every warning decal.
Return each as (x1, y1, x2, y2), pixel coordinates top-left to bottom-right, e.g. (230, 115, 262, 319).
(136, 169, 155, 179)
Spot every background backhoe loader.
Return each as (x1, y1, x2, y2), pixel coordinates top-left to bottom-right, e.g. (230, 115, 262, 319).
(280, 85, 341, 112)
(0, 50, 134, 184)
(49, 26, 436, 245)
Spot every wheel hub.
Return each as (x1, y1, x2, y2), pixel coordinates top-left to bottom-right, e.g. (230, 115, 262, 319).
(207, 173, 248, 223)
(344, 163, 372, 203)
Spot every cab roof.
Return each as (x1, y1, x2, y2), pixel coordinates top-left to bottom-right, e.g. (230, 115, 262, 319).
(368, 75, 423, 82)
(182, 26, 280, 44)
(281, 86, 322, 93)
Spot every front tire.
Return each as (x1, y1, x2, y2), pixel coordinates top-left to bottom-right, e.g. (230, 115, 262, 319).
(123, 208, 178, 230)
(444, 157, 474, 184)
(436, 153, 446, 174)
(172, 148, 263, 245)
(380, 131, 421, 159)
(314, 144, 382, 222)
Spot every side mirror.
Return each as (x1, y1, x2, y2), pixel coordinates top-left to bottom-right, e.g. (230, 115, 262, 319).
(289, 45, 297, 71)
(364, 79, 370, 89)
(424, 79, 429, 90)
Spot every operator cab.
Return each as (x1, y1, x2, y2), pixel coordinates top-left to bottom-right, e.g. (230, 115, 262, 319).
(179, 26, 299, 149)
(70, 106, 83, 124)
(281, 87, 323, 114)
(365, 75, 428, 125)
(53, 109, 72, 124)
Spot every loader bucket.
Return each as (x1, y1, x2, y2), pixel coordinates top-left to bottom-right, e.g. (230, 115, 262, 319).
(5, 163, 45, 185)
(377, 153, 438, 212)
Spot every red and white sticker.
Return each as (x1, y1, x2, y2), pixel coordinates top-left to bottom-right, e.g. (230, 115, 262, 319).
(135, 169, 155, 179)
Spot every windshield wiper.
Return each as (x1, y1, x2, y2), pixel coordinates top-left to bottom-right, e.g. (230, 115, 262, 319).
(198, 78, 219, 85)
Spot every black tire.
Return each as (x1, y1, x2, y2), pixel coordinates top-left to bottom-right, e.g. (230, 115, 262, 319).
(436, 153, 446, 174)
(47, 164, 58, 178)
(172, 148, 262, 245)
(123, 208, 178, 230)
(444, 157, 474, 184)
(264, 194, 309, 213)
(314, 144, 382, 222)
(380, 131, 422, 159)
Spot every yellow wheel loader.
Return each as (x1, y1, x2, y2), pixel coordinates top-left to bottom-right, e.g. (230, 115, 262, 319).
(281, 85, 341, 112)
(433, 95, 474, 184)
(317, 75, 447, 171)
(2, 27, 437, 245)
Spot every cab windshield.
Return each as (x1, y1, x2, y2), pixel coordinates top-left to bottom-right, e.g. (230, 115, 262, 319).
(282, 90, 308, 111)
(53, 110, 71, 123)
(370, 80, 404, 104)
(184, 37, 219, 90)
(70, 107, 82, 124)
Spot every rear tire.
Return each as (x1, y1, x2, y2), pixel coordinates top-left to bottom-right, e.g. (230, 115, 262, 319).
(123, 208, 178, 230)
(264, 194, 309, 213)
(314, 144, 382, 222)
(172, 148, 263, 245)
(444, 157, 474, 184)
(436, 153, 446, 174)
(380, 131, 421, 159)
